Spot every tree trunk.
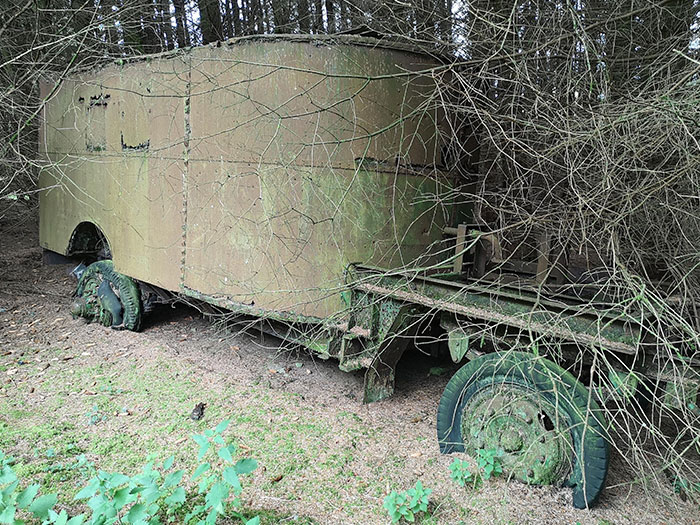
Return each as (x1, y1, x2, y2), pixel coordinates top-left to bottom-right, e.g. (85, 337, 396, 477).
(226, 0, 242, 36)
(298, 0, 310, 33)
(337, 0, 347, 32)
(313, 0, 323, 33)
(159, 0, 175, 49)
(272, 0, 291, 33)
(198, 0, 224, 43)
(325, 0, 335, 33)
(173, 0, 190, 47)
(139, 0, 161, 53)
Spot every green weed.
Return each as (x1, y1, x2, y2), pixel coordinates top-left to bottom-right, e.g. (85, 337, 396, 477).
(0, 420, 259, 525)
(383, 480, 432, 523)
(477, 448, 504, 480)
(449, 458, 480, 489)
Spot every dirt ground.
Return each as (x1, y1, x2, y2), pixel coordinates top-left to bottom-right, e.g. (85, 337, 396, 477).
(1, 203, 699, 525)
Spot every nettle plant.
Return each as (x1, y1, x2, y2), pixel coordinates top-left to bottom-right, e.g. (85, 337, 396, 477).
(448, 449, 504, 493)
(448, 458, 475, 488)
(74, 455, 187, 524)
(75, 419, 259, 525)
(0, 450, 78, 525)
(185, 420, 259, 524)
(383, 481, 432, 523)
(476, 448, 504, 481)
(0, 420, 259, 525)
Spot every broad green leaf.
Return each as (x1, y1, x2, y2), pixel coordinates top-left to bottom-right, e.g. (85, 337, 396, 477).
(125, 503, 148, 524)
(28, 493, 57, 519)
(163, 470, 184, 489)
(16, 483, 39, 509)
(162, 456, 174, 471)
(212, 436, 224, 445)
(217, 446, 234, 463)
(0, 505, 16, 524)
(245, 517, 260, 525)
(164, 487, 185, 506)
(222, 467, 241, 493)
(141, 461, 156, 474)
(197, 475, 214, 495)
(86, 494, 115, 520)
(191, 436, 210, 461)
(0, 480, 18, 499)
(106, 473, 131, 488)
(112, 487, 134, 510)
(191, 463, 210, 480)
(204, 482, 228, 512)
(234, 458, 257, 475)
(205, 510, 217, 525)
(142, 486, 162, 506)
(53, 509, 69, 525)
(74, 480, 100, 500)
(0, 466, 17, 485)
(191, 434, 207, 446)
(214, 420, 230, 434)
(66, 514, 86, 525)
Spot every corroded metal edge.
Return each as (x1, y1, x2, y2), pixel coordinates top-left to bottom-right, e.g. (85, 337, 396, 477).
(62, 34, 451, 77)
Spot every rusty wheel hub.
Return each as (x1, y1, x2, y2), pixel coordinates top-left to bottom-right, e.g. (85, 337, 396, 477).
(460, 384, 572, 485)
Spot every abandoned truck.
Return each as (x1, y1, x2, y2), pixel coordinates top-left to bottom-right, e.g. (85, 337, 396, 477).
(38, 34, 699, 509)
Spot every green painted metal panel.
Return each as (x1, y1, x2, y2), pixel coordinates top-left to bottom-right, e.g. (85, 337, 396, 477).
(39, 36, 467, 319)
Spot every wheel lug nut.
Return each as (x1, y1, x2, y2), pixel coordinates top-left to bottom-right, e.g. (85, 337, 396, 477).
(525, 416, 533, 424)
(527, 469, 534, 478)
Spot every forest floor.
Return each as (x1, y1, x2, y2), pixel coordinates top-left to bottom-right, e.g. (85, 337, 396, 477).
(1, 202, 699, 525)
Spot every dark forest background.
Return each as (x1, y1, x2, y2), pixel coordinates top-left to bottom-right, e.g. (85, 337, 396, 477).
(1, 1, 699, 298)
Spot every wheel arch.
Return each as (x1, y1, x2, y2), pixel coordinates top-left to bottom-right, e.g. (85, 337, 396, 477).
(66, 221, 112, 259)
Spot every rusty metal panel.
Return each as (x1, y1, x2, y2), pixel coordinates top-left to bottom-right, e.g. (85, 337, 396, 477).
(182, 39, 454, 318)
(40, 54, 189, 291)
(183, 160, 447, 317)
(187, 38, 444, 168)
(41, 37, 462, 320)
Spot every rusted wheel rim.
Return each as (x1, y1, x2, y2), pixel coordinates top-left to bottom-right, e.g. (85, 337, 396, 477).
(71, 273, 109, 325)
(460, 384, 573, 485)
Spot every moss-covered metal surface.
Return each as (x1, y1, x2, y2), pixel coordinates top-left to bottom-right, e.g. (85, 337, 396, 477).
(459, 386, 573, 485)
(39, 35, 461, 320)
(72, 260, 143, 330)
(347, 265, 642, 354)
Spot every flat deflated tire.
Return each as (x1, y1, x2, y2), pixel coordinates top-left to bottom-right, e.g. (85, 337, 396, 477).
(436, 351, 609, 509)
(74, 260, 142, 331)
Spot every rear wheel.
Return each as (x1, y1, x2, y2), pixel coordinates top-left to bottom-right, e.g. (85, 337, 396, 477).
(71, 260, 142, 331)
(436, 351, 609, 508)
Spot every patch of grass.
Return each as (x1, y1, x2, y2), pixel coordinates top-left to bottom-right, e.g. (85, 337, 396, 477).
(242, 508, 316, 524)
(337, 410, 362, 423)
